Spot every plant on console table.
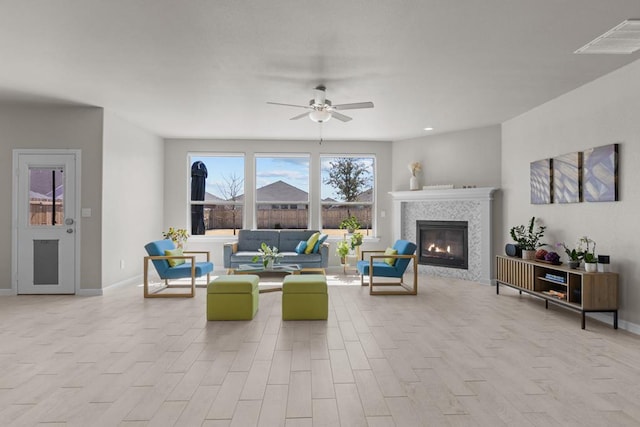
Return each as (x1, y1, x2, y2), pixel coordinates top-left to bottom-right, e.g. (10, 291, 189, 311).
(558, 241, 583, 269)
(252, 242, 284, 269)
(579, 236, 598, 272)
(509, 217, 546, 260)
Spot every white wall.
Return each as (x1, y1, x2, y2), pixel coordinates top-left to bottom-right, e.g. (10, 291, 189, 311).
(0, 105, 103, 291)
(502, 57, 640, 330)
(391, 125, 502, 191)
(163, 138, 394, 269)
(102, 111, 164, 287)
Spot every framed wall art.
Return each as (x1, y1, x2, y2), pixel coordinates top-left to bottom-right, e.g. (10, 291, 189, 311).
(583, 143, 618, 202)
(530, 158, 553, 204)
(553, 152, 582, 203)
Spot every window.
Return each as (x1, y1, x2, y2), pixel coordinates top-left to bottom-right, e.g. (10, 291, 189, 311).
(189, 154, 244, 236)
(321, 156, 375, 236)
(255, 155, 310, 229)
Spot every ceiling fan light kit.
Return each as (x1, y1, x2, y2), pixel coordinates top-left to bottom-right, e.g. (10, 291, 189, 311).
(267, 85, 374, 124)
(309, 109, 332, 123)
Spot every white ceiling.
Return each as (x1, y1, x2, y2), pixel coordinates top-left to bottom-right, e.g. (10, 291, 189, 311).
(1, 1, 639, 141)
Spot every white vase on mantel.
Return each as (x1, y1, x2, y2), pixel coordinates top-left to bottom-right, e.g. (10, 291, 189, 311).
(409, 176, 420, 191)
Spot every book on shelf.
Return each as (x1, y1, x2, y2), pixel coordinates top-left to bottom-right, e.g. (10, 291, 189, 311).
(544, 273, 565, 283)
(542, 290, 566, 299)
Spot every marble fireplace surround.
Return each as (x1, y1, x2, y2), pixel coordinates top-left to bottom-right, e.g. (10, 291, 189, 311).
(389, 188, 497, 285)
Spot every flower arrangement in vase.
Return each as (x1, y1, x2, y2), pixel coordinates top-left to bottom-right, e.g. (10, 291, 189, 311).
(252, 242, 284, 269)
(509, 217, 546, 260)
(408, 162, 422, 190)
(579, 236, 597, 272)
(162, 227, 189, 248)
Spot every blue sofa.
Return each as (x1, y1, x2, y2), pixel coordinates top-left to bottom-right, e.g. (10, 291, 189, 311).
(223, 229, 328, 273)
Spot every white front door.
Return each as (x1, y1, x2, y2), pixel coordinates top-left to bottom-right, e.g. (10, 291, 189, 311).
(13, 151, 80, 294)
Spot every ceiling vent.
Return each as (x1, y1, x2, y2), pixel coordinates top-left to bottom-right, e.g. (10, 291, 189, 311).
(575, 19, 640, 54)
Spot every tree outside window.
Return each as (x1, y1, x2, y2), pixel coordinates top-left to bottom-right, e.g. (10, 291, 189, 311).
(321, 156, 375, 236)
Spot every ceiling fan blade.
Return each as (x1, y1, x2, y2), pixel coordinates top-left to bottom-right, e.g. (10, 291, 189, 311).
(332, 101, 374, 110)
(331, 111, 352, 122)
(267, 101, 310, 109)
(290, 112, 310, 120)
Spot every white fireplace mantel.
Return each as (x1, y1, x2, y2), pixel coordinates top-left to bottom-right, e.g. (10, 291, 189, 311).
(389, 187, 498, 284)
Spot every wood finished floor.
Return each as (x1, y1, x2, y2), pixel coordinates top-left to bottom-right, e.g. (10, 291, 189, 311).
(2, 274, 640, 427)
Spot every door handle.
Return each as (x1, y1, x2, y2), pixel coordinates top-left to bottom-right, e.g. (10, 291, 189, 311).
(65, 218, 74, 225)
(67, 228, 74, 234)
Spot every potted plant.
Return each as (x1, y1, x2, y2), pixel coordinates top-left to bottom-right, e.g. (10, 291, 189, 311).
(558, 241, 583, 269)
(579, 236, 598, 272)
(336, 240, 351, 265)
(350, 232, 363, 249)
(339, 216, 361, 234)
(252, 242, 284, 269)
(509, 217, 546, 260)
(162, 227, 189, 248)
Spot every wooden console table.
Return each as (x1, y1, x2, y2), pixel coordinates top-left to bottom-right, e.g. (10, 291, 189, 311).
(496, 255, 618, 329)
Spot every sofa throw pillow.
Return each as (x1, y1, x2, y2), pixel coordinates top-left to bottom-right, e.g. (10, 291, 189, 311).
(383, 247, 398, 266)
(295, 241, 307, 254)
(313, 233, 329, 253)
(304, 232, 321, 254)
(165, 248, 186, 267)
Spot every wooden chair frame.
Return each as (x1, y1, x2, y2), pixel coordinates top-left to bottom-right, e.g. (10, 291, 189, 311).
(143, 251, 211, 298)
(360, 250, 418, 295)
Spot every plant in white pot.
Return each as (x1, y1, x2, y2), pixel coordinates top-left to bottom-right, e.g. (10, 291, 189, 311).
(579, 236, 598, 272)
(509, 217, 546, 260)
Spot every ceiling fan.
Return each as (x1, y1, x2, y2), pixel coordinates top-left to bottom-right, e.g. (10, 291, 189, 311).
(267, 85, 374, 123)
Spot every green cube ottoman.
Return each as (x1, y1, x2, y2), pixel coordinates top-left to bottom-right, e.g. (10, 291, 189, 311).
(207, 275, 259, 320)
(282, 274, 328, 320)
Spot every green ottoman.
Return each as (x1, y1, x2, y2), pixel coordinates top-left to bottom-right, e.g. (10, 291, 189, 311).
(282, 274, 328, 320)
(207, 275, 259, 320)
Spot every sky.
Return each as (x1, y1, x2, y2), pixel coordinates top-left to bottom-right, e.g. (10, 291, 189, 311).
(191, 155, 374, 201)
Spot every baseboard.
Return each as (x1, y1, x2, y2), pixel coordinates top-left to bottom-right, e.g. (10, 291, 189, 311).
(0, 289, 15, 296)
(77, 288, 103, 296)
(588, 312, 640, 335)
(104, 274, 143, 290)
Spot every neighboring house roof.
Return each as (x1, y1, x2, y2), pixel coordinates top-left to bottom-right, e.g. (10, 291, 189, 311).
(355, 188, 373, 202)
(204, 192, 226, 202)
(29, 170, 64, 200)
(235, 180, 309, 203)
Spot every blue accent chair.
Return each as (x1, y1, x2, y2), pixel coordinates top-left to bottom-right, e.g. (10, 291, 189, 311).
(356, 240, 418, 295)
(144, 240, 213, 298)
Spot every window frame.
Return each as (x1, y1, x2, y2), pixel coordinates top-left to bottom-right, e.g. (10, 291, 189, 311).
(254, 153, 311, 230)
(188, 153, 246, 237)
(320, 154, 376, 236)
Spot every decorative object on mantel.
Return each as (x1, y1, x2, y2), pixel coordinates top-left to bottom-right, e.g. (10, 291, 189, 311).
(509, 217, 546, 260)
(422, 184, 454, 190)
(408, 161, 422, 190)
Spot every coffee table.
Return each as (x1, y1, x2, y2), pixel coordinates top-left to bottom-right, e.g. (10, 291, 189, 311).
(232, 263, 301, 293)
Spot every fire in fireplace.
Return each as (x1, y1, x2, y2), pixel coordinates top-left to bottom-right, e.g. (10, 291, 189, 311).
(416, 220, 468, 269)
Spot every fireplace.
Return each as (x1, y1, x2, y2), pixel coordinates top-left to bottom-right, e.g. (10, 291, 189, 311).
(417, 220, 468, 269)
